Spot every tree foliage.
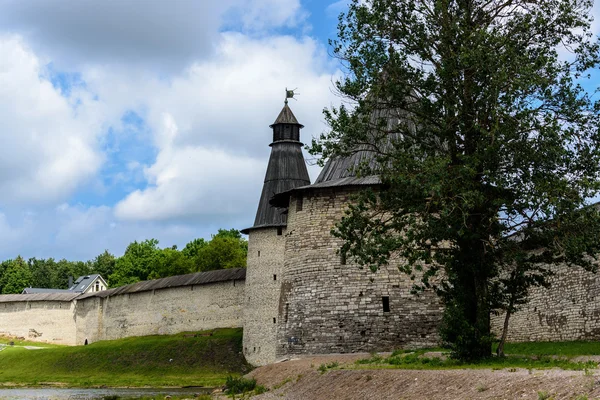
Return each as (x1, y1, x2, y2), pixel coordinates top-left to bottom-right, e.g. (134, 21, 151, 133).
(313, 0, 600, 360)
(0, 229, 247, 293)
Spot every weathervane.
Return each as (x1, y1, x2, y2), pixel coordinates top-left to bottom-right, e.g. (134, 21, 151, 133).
(285, 87, 299, 104)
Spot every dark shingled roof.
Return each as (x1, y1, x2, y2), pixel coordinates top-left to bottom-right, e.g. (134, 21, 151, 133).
(22, 288, 73, 294)
(313, 106, 407, 186)
(2, 269, 245, 303)
(270, 103, 303, 127)
(242, 102, 310, 233)
(0, 293, 80, 303)
(78, 268, 246, 299)
(270, 106, 408, 207)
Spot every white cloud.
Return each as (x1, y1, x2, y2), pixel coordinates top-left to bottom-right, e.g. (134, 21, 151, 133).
(0, 0, 340, 259)
(0, 203, 206, 260)
(114, 113, 265, 222)
(100, 32, 338, 223)
(0, 36, 103, 204)
(0, 0, 305, 71)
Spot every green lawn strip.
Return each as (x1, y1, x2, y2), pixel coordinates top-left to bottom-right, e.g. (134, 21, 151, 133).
(352, 343, 600, 371)
(500, 341, 600, 357)
(0, 328, 250, 387)
(0, 336, 65, 348)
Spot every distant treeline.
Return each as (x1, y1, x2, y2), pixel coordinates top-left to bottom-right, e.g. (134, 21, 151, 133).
(0, 229, 247, 294)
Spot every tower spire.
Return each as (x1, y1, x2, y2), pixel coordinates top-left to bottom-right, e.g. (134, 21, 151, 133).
(241, 92, 310, 233)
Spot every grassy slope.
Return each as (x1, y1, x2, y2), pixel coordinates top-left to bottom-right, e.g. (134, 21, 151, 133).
(352, 342, 600, 371)
(502, 341, 600, 356)
(0, 328, 250, 388)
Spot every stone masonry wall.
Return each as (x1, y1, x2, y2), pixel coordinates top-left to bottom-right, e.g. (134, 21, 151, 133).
(277, 188, 443, 357)
(76, 280, 245, 344)
(243, 227, 287, 366)
(75, 296, 104, 344)
(0, 278, 245, 346)
(491, 264, 600, 342)
(0, 300, 76, 344)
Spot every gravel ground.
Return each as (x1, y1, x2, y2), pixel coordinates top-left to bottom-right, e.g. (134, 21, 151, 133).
(248, 354, 600, 399)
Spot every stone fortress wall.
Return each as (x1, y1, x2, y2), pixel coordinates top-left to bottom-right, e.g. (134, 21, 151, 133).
(0, 269, 245, 346)
(243, 227, 287, 366)
(275, 189, 443, 358)
(0, 295, 78, 344)
(491, 264, 600, 342)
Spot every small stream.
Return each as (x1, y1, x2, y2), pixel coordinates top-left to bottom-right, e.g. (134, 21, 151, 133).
(0, 387, 213, 399)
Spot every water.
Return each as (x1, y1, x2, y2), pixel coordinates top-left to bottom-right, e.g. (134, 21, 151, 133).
(0, 387, 212, 399)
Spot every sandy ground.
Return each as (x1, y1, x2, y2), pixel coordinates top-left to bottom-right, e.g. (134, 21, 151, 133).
(247, 354, 600, 399)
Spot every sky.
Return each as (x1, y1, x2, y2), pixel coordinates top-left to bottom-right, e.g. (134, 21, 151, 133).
(0, 0, 599, 261)
(0, 0, 352, 260)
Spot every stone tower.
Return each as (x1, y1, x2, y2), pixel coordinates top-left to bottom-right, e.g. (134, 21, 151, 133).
(241, 99, 310, 366)
(271, 116, 443, 358)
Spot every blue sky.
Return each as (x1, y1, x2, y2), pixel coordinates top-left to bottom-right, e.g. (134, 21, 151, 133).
(0, 0, 598, 261)
(0, 0, 349, 260)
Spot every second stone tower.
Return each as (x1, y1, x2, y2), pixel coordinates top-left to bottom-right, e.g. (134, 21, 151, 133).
(241, 98, 310, 366)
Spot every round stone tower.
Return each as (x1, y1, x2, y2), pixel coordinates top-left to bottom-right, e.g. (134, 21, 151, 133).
(272, 141, 443, 358)
(241, 99, 310, 366)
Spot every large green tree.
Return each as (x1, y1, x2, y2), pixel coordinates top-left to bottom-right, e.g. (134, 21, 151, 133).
(192, 229, 248, 272)
(315, 0, 600, 360)
(0, 257, 32, 294)
(109, 239, 162, 287)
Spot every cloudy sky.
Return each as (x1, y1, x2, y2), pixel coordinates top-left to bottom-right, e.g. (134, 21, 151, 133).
(0, 0, 352, 260)
(0, 1, 599, 261)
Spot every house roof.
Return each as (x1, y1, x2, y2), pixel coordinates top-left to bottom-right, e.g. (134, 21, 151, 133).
(69, 274, 106, 293)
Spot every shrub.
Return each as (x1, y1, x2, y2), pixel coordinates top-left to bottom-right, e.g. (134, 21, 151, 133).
(224, 376, 257, 394)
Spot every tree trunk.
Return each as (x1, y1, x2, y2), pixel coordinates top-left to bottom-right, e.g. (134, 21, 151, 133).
(473, 274, 492, 359)
(496, 307, 511, 357)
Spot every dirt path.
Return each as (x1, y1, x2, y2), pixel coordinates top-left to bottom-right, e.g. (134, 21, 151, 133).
(248, 354, 600, 399)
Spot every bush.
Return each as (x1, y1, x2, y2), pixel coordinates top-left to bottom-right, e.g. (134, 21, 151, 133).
(225, 376, 257, 394)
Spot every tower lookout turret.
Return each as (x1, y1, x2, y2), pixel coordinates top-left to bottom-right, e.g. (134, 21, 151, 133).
(242, 101, 309, 233)
(242, 96, 310, 366)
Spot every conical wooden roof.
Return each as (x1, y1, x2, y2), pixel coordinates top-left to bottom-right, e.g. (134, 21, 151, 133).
(242, 103, 310, 233)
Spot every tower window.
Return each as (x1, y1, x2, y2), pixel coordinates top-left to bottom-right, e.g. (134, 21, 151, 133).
(273, 318, 276, 324)
(340, 252, 346, 265)
(273, 274, 277, 281)
(296, 195, 303, 212)
(277, 226, 283, 236)
(258, 250, 260, 257)
(382, 296, 390, 312)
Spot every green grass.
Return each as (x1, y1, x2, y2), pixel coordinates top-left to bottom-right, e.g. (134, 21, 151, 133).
(500, 341, 600, 356)
(0, 336, 65, 348)
(355, 343, 600, 371)
(0, 328, 250, 388)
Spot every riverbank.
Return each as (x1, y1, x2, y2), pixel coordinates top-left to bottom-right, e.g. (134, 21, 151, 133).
(0, 328, 249, 388)
(245, 343, 600, 400)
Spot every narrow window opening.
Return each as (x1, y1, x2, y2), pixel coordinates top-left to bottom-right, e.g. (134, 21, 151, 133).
(273, 317, 276, 324)
(277, 226, 283, 236)
(340, 252, 346, 265)
(382, 296, 390, 312)
(285, 303, 289, 323)
(296, 195, 303, 212)
(273, 274, 277, 281)
(258, 250, 260, 257)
